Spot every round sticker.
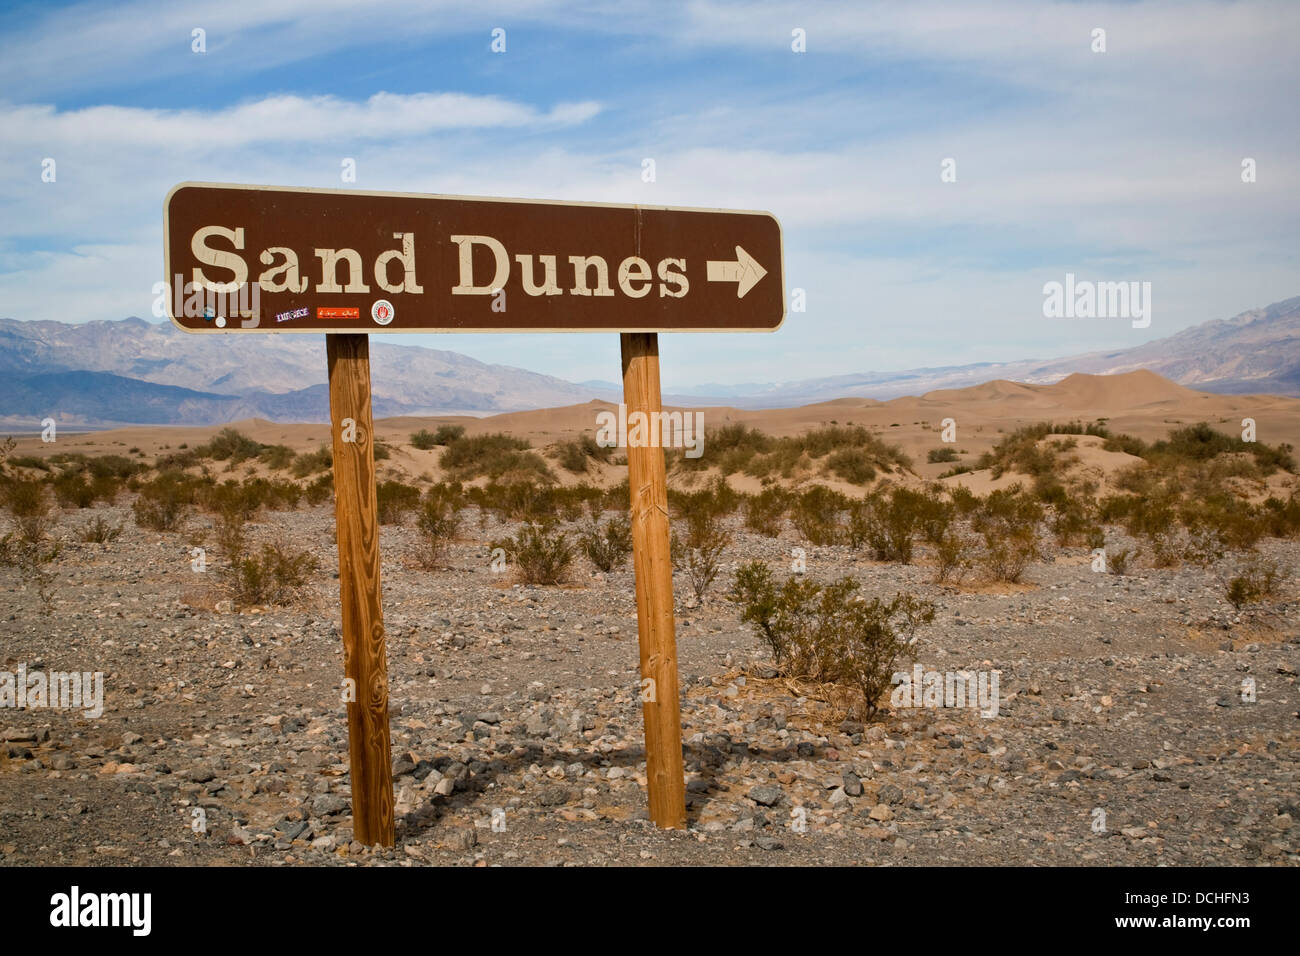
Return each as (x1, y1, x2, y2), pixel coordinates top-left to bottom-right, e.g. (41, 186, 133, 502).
(371, 299, 394, 326)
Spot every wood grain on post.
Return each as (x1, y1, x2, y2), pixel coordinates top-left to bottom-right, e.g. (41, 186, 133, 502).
(620, 332, 688, 829)
(326, 333, 395, 847)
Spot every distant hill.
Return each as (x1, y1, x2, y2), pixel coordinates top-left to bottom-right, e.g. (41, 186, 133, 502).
(1, 295, 1297, 426)
(0, 370, 248, 425)
(0, 316, 616, 426)
(664, 295, 1300, 406)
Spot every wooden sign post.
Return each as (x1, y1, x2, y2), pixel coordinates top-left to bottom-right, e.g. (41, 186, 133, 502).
(325, 333, 395, 846)
(164, 182, 783, 842)
(621, 332, 687, 827)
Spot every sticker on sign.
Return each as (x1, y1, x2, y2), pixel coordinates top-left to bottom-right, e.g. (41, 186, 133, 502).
(163, 182, 785, 333)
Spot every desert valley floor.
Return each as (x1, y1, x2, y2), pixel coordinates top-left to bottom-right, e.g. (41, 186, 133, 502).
(1, 372, 1297, 866)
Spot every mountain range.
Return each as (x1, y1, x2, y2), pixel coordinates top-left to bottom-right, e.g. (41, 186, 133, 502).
(1, 294, 1298, 426)
(652, 294, 1300, 406)
(0, 317, 609, 426)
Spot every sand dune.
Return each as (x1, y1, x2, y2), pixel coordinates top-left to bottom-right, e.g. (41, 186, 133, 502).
(11, 371, 1300, 495)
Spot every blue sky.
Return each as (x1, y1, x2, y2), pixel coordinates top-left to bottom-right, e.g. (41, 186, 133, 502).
(1, 0, 1297, 388)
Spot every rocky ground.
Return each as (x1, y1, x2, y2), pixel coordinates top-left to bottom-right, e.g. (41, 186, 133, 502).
(1, 501, 1298, 867)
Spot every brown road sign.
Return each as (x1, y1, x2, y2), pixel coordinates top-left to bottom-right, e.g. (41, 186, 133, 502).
(161, 180, 785, 839)
(164, 182, 784, 334)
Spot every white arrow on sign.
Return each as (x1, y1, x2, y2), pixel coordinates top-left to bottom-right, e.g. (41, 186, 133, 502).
(706, 245, 768, 299)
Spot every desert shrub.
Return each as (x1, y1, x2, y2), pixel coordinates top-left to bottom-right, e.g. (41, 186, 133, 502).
(4, 478, 56, 543)
(976, 424, 1059, 478)
(81, 454, 140, 483)
(153, 449, 200, 470)
(600, 478, 631, 514)
(372, 441, 392, 461)
(52, 471, 95, 509)
(1102, 424, 1297, 496)
(132, 472, 197, 531)
(493, 522, 573, 585)
(470, 480, 562, 522)
(441, 432, 552, 482)
(1106, 545, 1136, 575)
(947, 485, 980, 515)
(0, 527, 60, 608)
(205, 478, 265, 517)
(743, 486, 789, 536)
(1050, 497, 1100, 547)
(670, 478, 739, 521)
(1122, 490, 1180, 567)
(731, 561, 814, 672)
(731, 562, 935, 720)
(770, 426, 910, 480)
(559, 485, 605, 522)
(1260, 494, 1300, 538)
(0, 436, 14, 474)
(684, 423, 910, 481)
(579, 513, 632, 572)
(1153, 422, 1288, 470)
(196, 427, 264, 464)
(558, 440, 589, 473)
(1223, 553, 1288, 609)
(1182, 495, 1266, 555)
(932, 529, 971, 583)
(261, 478, 302, 510)
(410, 429, 439, 450)
(8, 455, 50, 472)
(674, 423, 771, 474)
(975, 421, 1111, 479)
(853, 487, 936, 563)
(971, 487, 1043, 582)
(844, 500, 870, 551)
(204, 480, 262, 561)
(915, 488, 956, 543)
(790, 485, 848, 546)
(376, 480, 421, 525)
(1101, 432, 1148, 457)
(672, 504, 732, 602)
(415, 494, 462, 568)
(433, 425, 467, 445)
(424, 480, 464, 509)
(798, 425, 911, 468)
(304, 472, 333, 505)
(257, 444, 296, 470)
(230, 543, 318, 607)
(291, 445, 333, 477)
(78, 515, 122, 544)
(1247, 441, 1296, 474)
(556, 434, 614, 474)
(826, 446, 877, 484)
(4, 477, 48, 515)
(938, 464, 975, 478)
(927, 447, 959, 463)
(1097, 493, 1135, 525)
(1032, 473, 1069, 507)
(1112, 461, 1161, 496)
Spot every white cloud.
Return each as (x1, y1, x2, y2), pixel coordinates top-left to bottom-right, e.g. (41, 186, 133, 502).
(0, 0, 1295, 386)
(1, 93, 600, 150)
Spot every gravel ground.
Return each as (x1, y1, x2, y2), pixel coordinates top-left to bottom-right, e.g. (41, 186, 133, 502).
(2, 502, 1297, 866)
